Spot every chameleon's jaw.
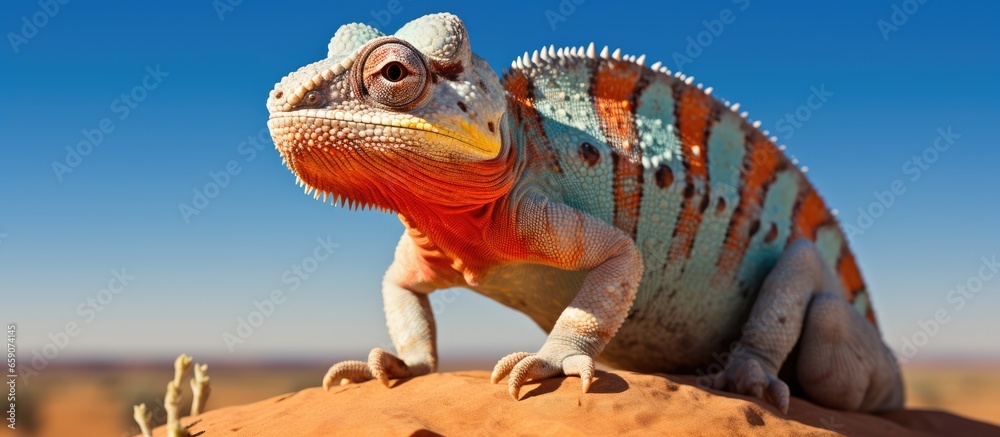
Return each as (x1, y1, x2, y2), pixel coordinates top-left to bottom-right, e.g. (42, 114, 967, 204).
(267, 111, 501, 211)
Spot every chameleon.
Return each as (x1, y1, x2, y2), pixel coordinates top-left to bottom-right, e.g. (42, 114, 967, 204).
(265, 13, 904, 413)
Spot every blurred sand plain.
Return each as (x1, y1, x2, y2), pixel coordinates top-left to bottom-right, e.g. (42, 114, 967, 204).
(6, 360, 999, 437)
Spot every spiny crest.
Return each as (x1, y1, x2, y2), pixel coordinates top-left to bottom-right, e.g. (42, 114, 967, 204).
(291, 170, 392, 212)
(504, 42, 796, 163)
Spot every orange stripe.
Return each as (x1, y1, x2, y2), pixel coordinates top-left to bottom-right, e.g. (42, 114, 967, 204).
(503, 69, 531, 106)
(791, 188, 831, 241)
(593, 62, 641, 152)
(593, 61, 644, 237)
(664, 85, 713, 269)
(676, 86, 711, 177)
(837, 249, 865, 300)
(502, 70, 561, 175)
(716, 132, 783, 278)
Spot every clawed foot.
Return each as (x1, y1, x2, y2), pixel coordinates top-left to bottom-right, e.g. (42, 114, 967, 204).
(711, 357, 790, 414)
(322, 348, 413, 391)
(490, 351, 595, 400)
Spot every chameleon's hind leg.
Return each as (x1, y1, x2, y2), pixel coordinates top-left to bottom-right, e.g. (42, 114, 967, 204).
(796, 292, 904, 412)
(711, 239, 902, 413)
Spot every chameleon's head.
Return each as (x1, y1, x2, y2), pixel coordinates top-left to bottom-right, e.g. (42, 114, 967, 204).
(267, 13, 511, 212)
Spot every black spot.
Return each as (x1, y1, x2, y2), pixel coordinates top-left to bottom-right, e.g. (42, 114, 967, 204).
(714, 197, 727, 215)
(456, 101, 467, 112)
(748, 219, 761, 237)
(698, 194, 710, 214)
(487, 121, 496, 133)
(778, 316, 787, 324)
(477, 79, 487, 91)
(763, 223, 779, 243)
(655, 164, 674, 188)
(683, 183, 695, 199)
(579, 142, 600, 166)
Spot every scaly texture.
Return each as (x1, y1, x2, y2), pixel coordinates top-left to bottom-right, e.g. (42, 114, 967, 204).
(265, 13, 904, 413)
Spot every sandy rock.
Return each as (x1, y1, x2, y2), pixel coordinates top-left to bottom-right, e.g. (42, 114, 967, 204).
(145, 371, 1000, 436)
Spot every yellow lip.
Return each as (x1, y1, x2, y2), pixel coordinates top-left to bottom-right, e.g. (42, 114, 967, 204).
(269, 110, 500, 159)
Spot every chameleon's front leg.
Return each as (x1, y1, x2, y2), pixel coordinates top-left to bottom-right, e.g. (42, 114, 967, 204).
(491, 196, 643, 399)
(322, 235, 443, 390)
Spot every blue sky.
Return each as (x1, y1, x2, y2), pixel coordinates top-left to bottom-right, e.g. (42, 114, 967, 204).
(2, 1, 998, 368)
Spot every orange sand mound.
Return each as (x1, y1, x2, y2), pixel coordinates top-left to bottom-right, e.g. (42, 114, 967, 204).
(144, 371, 1000, 436)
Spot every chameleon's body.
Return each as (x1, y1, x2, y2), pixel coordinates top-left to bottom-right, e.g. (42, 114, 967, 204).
(266, 13, 903, 413)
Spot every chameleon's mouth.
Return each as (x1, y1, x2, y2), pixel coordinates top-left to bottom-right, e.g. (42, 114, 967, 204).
(267, 110, 500, 159)
(267, 111, 501, 210)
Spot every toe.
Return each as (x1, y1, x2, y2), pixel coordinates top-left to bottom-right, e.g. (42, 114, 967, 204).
(765, 375, 791, 414)
(508, 355, 559, 400)
(735, 360, 767, 399)
(561, 355, 595, 393)
(491, 352, 533, 384)
(368, 348, 411, 387)
(322, 360, 372, 391)
(712, 358, 791, 414)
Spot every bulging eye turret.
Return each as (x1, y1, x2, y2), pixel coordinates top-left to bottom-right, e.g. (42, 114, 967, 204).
(354, 38, 431, 110)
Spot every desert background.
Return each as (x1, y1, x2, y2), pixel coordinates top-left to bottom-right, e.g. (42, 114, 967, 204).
(2, 359, 998, 436)
(3, 359, 998, 436)
(3, 0, 998, 435)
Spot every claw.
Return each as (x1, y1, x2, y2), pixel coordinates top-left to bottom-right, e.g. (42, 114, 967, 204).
(766, 377, 790, 414)
(507, 355, 544, 400)
(509, 355, 562, 400)
(492, 351, 597, 400)
(562, 355, 595, 393)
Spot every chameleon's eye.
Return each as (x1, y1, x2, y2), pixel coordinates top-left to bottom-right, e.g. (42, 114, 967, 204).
(357, 39, 430, 110)
(302, 90, 325, 108)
